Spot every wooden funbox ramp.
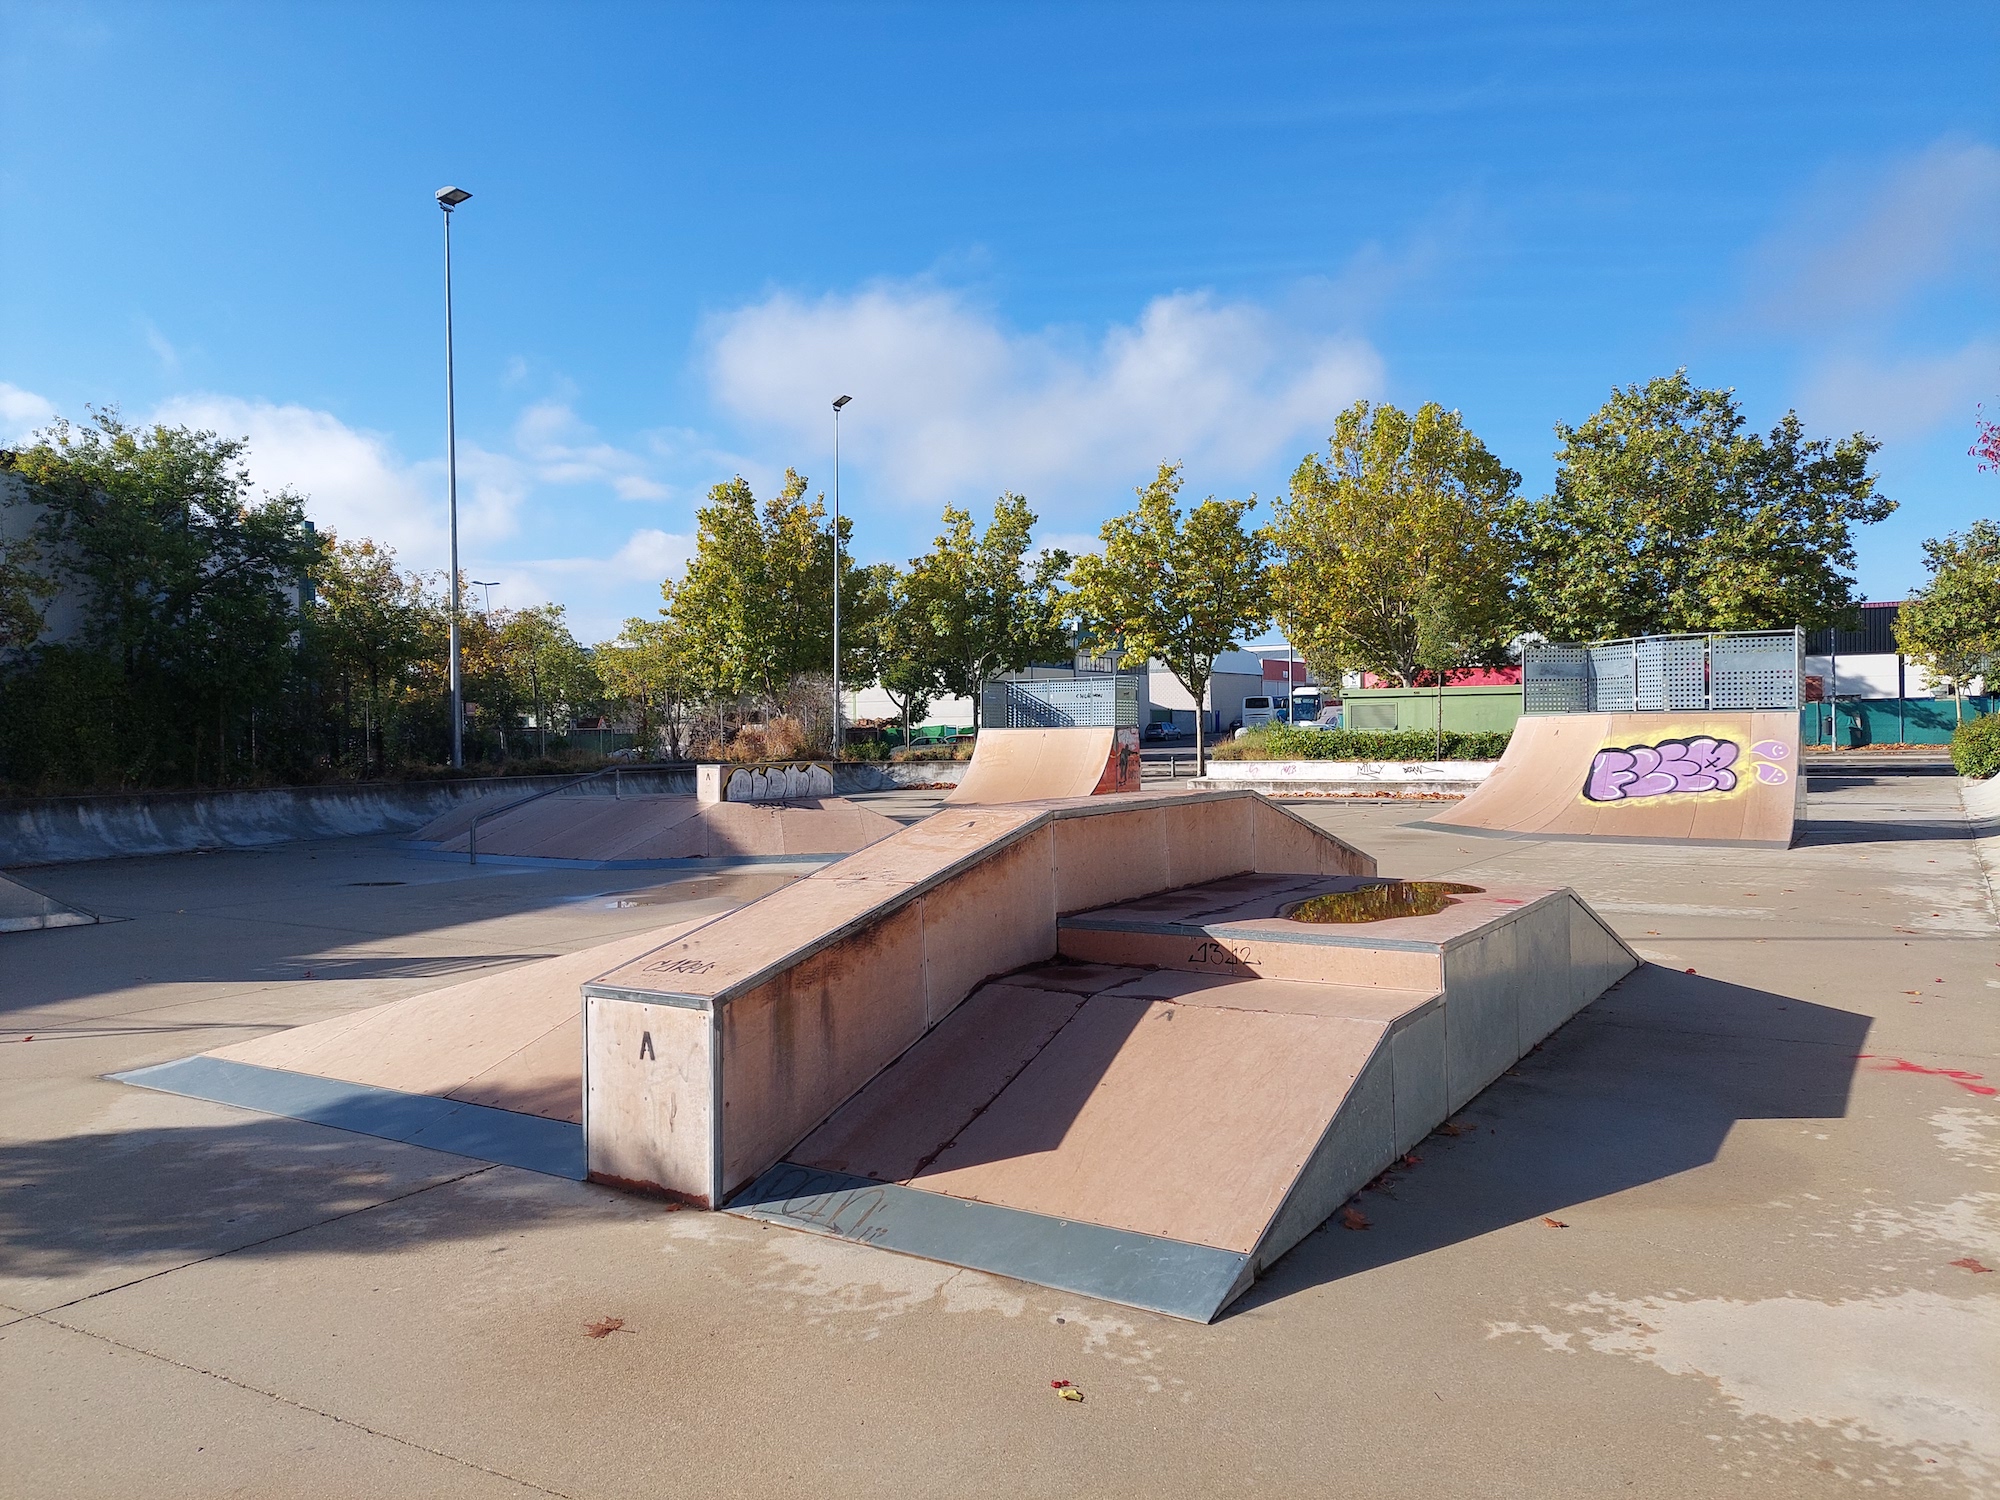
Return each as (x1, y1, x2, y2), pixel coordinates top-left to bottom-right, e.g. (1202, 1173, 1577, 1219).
(581, 787, 1637, 1321)
(1416, 710, 1805, 848)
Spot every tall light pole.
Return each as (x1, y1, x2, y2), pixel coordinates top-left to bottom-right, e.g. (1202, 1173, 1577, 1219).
(436, 184, 472, 768)
(831, 394, 852, 758)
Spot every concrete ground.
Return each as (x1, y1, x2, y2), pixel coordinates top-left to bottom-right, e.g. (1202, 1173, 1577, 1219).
(3, 771, 1996, 1497)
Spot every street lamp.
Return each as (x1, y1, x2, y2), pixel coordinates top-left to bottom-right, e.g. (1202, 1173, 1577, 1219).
(436, 184, 472, 768)
(831, 394, 852, 757)
(473, 580, 499, 614)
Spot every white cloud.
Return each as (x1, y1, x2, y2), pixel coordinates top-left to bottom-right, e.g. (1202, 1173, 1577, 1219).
(0, 382, 57, 443)
(512, 398, 670, 501)
(703, 282, 1383, 514)
(1798, 337, 2000, 442)
(1727, 136, 2000, 446)
(482, 527, 693, 642)
(150, 394, 528, 569)
(1744, 137, 2000, 333)
(140, 319, 182, 375)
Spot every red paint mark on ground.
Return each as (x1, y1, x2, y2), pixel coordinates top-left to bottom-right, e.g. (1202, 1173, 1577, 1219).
(1951, 1258, 1994, 1274)
(1857, 1055, 1999, 1097)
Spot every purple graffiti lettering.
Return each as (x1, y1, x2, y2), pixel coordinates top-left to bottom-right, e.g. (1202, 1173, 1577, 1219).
(1753, 761, 1789, 784)
(1583, 737, 1742, 803)
(1751, 739, 1790, 761)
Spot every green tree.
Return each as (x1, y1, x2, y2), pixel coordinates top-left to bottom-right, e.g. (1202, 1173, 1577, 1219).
(1265, 400, 1517, 692)
(668, 469, 871, 703)
(313, 537, 429, 774)
(904, 494, 1071, 729)
(1070, 463, 1269, 772)
(490, 605, 598, 757)
(5, 410, 325, 784)
(864, 565, 950, 749)
(0, 532, 54, 659)
(1509, 371, 1895, 642)
(597, 615, 701, 759)
(1895, 520, 2000, 724)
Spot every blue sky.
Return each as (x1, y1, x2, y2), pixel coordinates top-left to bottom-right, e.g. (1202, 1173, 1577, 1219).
(3, 2, 1996, 643)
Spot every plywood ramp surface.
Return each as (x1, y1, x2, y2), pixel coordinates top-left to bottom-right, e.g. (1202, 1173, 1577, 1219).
(948, 727, 1136, 804)
(1423, 710, 1802, 847)
(209, 920, 705, 1121)
(909, 992, 1389, 1253)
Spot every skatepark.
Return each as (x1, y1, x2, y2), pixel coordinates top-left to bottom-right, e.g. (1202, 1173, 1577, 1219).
(5, 691, 1998, 1494)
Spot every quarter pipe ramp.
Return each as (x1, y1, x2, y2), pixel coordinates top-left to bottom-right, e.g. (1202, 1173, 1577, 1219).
(1414, 710, 1804, 847)
(946, 726, 1141, 804)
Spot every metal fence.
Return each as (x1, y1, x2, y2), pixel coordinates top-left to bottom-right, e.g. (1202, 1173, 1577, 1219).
(980, 674, 1141, 728)
(1522, 629, 1803, 714)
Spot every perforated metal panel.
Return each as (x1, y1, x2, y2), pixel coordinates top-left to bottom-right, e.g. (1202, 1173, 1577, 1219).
(1522, 645, 1590, 714)
(1588, 644, 1637, 712)
(1710, 630, 1802, 709)
(1522, 630, 1802, 714)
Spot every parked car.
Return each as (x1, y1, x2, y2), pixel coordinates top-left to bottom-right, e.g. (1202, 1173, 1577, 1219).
(1141, 722, 1184, 742)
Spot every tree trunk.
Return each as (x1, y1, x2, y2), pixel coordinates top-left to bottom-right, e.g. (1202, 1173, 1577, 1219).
(1191, 672, 1209, 777)
(533, 661, 546, 757)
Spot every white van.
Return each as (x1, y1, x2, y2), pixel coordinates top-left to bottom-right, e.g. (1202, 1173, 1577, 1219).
(1241, 695, 1288, 729)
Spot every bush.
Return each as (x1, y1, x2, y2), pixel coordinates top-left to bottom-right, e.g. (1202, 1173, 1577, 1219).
(1208, 724, 1511, 763)
(1953, 710, 2000, 778)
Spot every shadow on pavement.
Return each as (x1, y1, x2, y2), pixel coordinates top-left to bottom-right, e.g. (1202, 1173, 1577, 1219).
(1794, 818, 1974, 847)
(0, 1113, 595, 1295)
(1240, 964, 1870, 1315)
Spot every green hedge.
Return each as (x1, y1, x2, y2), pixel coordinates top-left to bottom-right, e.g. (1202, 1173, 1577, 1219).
(1953, 711, 2000, 779)
(1212, 725, 1511, 762)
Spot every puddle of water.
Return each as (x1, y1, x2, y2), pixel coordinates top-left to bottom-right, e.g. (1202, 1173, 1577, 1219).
(602, 871, 800, 910)
(1285, 881, 1484, 924)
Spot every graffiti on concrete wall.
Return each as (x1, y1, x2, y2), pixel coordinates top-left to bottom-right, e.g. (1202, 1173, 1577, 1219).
(724, 762, 835, 803)
(1583, 736, 1791, 804)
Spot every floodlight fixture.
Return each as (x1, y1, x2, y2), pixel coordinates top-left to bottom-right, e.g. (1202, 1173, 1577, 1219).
(832, 394, 852, 410)
(436, 186, 472, 209)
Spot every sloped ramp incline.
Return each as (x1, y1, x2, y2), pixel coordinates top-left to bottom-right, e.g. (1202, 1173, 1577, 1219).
(1415, 710, 1804, 848)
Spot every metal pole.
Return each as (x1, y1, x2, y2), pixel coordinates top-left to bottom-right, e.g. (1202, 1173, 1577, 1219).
(832, 404, 840, 758)
(442, 202, 464, 769)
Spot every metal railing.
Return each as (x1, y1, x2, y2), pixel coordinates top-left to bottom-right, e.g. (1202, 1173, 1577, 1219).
(463, 763, 680, 864)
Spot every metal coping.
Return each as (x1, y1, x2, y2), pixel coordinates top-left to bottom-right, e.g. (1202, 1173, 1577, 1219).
(111, 1056, 586, 1179)
(726, 1162, 1253, 1323)
(1058, 886, 1572, 956)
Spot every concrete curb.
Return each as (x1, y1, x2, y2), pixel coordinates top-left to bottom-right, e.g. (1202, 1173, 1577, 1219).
(1191, 761, 1497, 799)
(1961, 776, 2000, 921)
